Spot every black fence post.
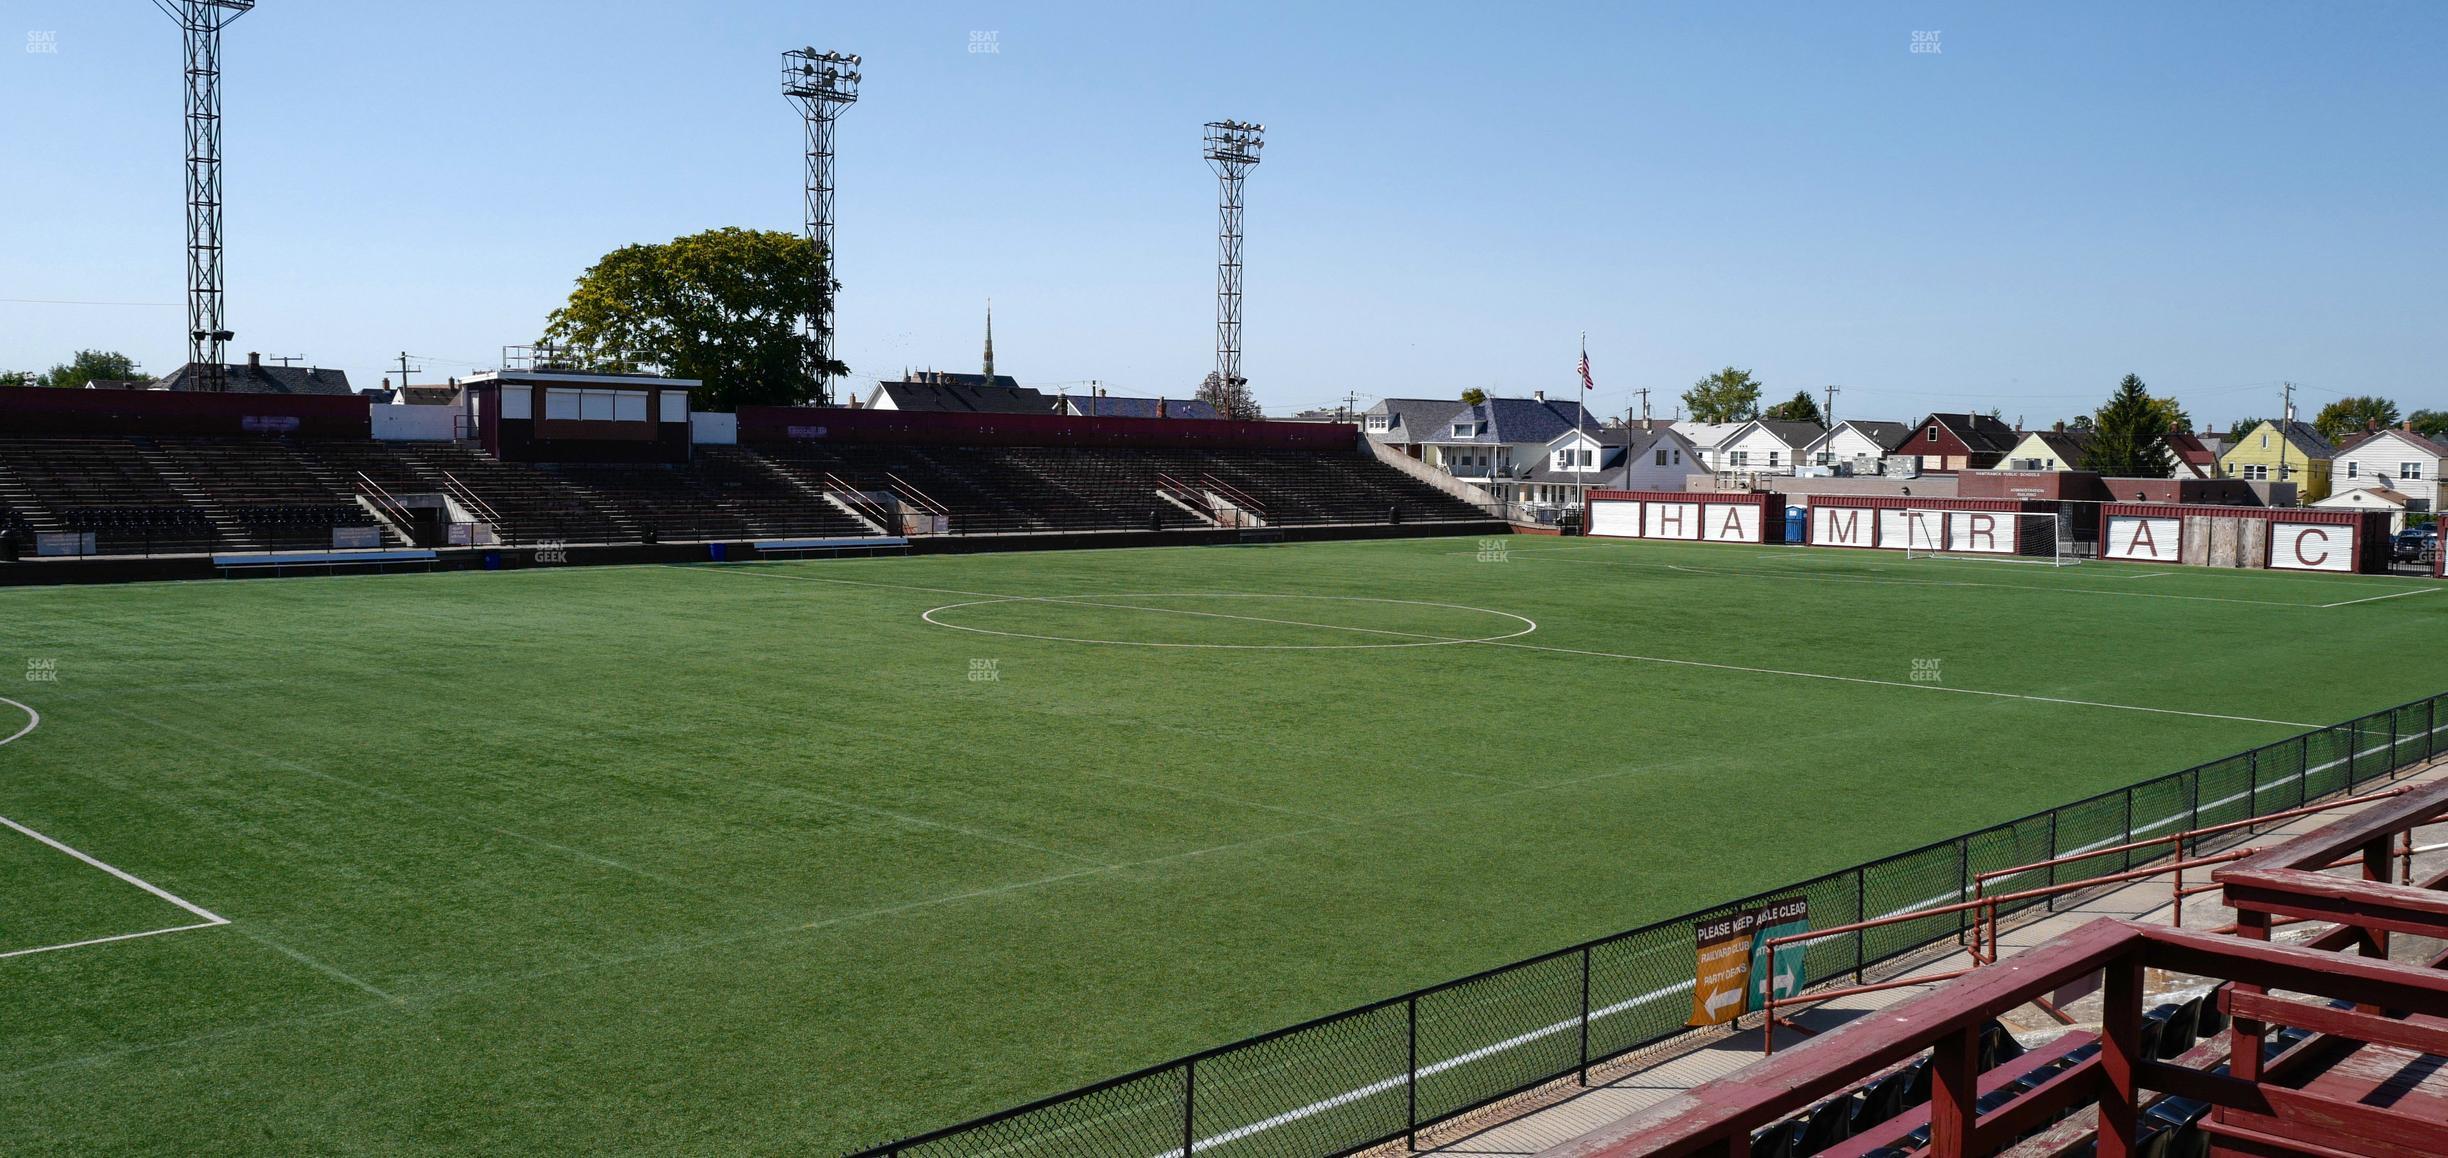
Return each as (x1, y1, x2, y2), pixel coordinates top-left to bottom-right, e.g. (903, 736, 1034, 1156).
(1405, 995, 1420, 1150)
(1955, 837, 1971, 939)
(2045, 809, 2060, 913)
(2121, 788, 2135, 872)
(1182, 1059, 1196, 1158)
(1853, 869, 1867, 983)
(2186, 769, 2201, 848)
(1577, 946, 1592, 1087)
(2298, 733, 2312, 809)
(2388, 709, 2401, 780)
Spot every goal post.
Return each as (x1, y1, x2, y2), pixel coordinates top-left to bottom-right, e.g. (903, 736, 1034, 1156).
(1900, 508, 2081, 566)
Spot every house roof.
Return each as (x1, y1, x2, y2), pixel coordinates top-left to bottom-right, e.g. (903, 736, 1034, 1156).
(1418, 396, 1603, 446)
(1745, 419, 1829, 451)
(1062, 395, 1223, 420)
(2226, 419, 2338, 461)
(2314, 486, 2413, 509)
(2013, 429, 2095, 465)
(1678, 422, 1748, 450)
(2166, 431, 2217, 467)
(1821, 420, 1914, 452)
(1361, 397, 1469, 441)
(2332, 427, 2448, 459)
(154, 362, 355, 396)
(1920, 412, 2021, 453)
(1522, 427, 1692, 484)
(869, 379, 1055, 414)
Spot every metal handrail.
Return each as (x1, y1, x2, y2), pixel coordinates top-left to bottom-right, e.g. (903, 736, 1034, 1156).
(820, 472, 899, 534)
(354, 472, 418, 544)
(884, 472, 950, 518)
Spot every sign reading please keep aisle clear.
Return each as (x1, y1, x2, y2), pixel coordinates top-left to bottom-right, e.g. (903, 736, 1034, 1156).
(1688, 897, 1811, 1027)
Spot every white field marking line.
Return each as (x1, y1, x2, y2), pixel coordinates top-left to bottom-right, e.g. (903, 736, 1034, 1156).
(231, 926, 397, 1002)
(96, 704, 728, 903)
(1647, 559, 2318, 609)
(1503, 542, 2376, 609)
(729, 774, 1119, 869)
(920, 592, 1538, 650)
(1157, 728, 2448, 1156)
(2321, 587, 2441, 609)
(0, 696, 233, 961)
(717, 564, 2318, 730)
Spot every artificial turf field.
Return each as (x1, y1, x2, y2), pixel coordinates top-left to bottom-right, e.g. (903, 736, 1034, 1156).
(3, 535, 2444, 1154)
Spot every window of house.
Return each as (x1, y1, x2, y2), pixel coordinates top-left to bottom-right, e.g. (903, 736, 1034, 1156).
(1767, 451, 1781, 467)
(1927, 428, 1939, 442)
(613, 392, 648, 422)
(544, 390, 580, 420)
(2403, 463, 2425, 480)
(1654, 448, 1667, 466)
(2260, 434, 2269, 449)
(1365, 415, 1390, 432)
(1673, 449, 1682, 465)
(1730, 450, 1749, 467)
(2347, 461, 2359, 478)
(2243, 464, 2269, 480)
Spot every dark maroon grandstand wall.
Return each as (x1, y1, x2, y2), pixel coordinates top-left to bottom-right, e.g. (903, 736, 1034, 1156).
(735, 405, 1357, 451)
(0, 384, 370, 438)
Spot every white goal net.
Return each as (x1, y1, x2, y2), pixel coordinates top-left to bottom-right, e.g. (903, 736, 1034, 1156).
(1899, 509, 2081, 566)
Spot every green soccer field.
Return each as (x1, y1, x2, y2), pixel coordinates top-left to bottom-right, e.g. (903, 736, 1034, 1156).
(3, 537, 2443, 1154)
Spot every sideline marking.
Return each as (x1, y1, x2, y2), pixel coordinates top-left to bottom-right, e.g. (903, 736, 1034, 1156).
(0, 697, 232, 961)
(719, 566, 2317, 728)
(921, 592, 1537, 650)
(2321, 587, 2439, 609)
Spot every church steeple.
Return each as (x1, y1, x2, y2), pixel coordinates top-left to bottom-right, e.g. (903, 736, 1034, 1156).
(982, 299, 995, 382)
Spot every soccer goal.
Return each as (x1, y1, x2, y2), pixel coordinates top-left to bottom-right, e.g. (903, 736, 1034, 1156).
(1899, 509, 2082, 566)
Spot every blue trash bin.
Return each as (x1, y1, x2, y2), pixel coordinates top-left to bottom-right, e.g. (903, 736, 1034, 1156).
(709, 543, 729, 562)
(482, 550, 502, 571)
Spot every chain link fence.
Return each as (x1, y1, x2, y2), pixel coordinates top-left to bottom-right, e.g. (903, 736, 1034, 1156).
(848, 692, 2448, 1157)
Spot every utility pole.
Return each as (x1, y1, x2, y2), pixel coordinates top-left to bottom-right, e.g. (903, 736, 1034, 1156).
(1633, 387, 1652, 430)
(395, 352, 422, 396)
(1821, 384, 1841, 465)
(2277, 381, 2296, 499)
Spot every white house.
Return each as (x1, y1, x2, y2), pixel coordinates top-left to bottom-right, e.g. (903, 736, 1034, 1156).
(1707, 419, 1826, 476)
(1516, 425, 1699, 522)
(1680, 422, 1748, 470)
(2312, 485, 2416, 533)
(1801, 421, 1914, 470)
(2330, 427, 2446, 515)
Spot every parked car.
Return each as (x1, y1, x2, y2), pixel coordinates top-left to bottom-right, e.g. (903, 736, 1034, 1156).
(2393, 525, 2438, 562)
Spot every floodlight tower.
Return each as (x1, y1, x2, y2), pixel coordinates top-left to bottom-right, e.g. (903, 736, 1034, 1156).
(782, 48, 860, 404)
(156, 1, 254, 392)
(1202, 121, 1264, 398)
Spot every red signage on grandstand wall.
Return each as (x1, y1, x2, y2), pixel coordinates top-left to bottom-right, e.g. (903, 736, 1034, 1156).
(1583, 490, 1779, 545)
(0, 384, 371, 438)
(734, 406, 1356, 452)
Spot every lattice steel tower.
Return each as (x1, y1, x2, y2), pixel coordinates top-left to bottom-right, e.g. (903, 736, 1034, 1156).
(782, 48, 860, 404)
(1202, 121, 1264, 395)
(157, 0, 253, 392)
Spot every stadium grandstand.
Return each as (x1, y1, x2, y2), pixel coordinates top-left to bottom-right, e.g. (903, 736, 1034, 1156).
(0, 382, 1498, 574)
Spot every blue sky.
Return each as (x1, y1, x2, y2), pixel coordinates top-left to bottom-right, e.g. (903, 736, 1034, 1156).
(4, 2, 2443, 428)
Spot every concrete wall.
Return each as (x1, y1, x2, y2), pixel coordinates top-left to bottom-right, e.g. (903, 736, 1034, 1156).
(371, 405, 460, 442)
(1363, 433, 1498, 508)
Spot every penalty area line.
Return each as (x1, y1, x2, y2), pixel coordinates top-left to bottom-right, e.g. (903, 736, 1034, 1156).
(0, 696, 232, 962)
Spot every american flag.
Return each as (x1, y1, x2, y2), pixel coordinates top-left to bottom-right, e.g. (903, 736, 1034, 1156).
(1576, 334, 1595, 391)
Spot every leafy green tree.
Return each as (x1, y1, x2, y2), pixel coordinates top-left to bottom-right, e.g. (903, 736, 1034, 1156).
(1194, 371, 1262, 420)
(541, 227, 842, 410)
(2312, 395, 2401, 441)
(2081, 373, 2176, 477)
(2146, 396, 2191, 433)
(34, 349, 143, 389)
(2409, 409, 2448, 441)
(1459, 388, 1488, 406)
(1681, 367, 1763, 423)
(2066, 414, 2096, 432)
(1760, 390, 1823, 425)
(2227, 417, 2271, 440)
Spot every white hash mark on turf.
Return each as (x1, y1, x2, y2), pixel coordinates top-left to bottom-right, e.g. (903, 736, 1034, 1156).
(0, 696, 233, 961)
